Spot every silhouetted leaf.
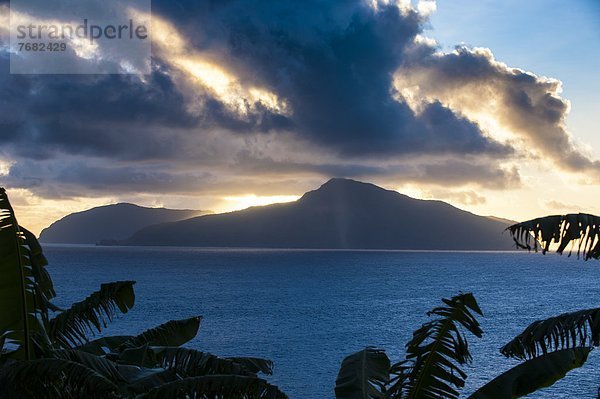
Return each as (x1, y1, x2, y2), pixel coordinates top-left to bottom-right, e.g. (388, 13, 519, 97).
(77, 335, 134, 355)
(0, 188, 51, 360)
(227, 357, 274, 375)
(335, 347, 390, 399)
(117, 346, 269, 378)
(507, 213, 600, 260)
(0, 358, 119, 399)
(49, 281, 135, 348)
(136, 375, 288, 399)
(53, 348, 126, 383)
(468, 348, 591, 399)
(501, 307, 600, 359)
(118, 316, 201, 350)
(388, 292, 483, 399)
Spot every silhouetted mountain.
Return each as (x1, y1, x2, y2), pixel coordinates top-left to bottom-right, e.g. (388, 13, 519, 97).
(119, 179, 514, 250)
(39, 203, 211, 244)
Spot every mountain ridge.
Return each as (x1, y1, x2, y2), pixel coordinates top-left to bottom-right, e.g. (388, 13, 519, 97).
(116, 178, 515, 250)
(39, 203, 211, 244)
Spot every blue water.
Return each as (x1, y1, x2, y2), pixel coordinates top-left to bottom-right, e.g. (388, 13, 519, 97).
(43, 245, 600, 398)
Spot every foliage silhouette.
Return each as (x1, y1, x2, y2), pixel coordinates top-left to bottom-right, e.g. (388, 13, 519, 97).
(507, 213, 600, 260)
(335, 214, 600, 398)
(0, 188, 286, 399)
(335, 293, 591, 399)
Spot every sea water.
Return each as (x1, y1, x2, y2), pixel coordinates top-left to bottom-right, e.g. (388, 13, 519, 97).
(44, 245, 600, 398)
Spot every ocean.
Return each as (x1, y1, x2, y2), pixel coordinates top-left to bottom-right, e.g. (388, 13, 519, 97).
(44, 245, 600, 398)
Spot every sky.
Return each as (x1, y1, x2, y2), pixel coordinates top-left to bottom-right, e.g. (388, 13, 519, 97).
(0, 0, 599, 235)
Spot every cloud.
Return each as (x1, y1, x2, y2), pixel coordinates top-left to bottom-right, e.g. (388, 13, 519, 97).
(424, 189, 487, 206)
(0, 61, 194, 159)
(2, 155, 314, 199)
(4, 0, 152, 74)
(545, 200, 577, 211)
(3, 152, 520, 205)
(0, 0, 511, 163)
(158, 0, 509, 157)
(0, 0, 595, 211)
(544, 200, 596, 214)
(417, 160, 520, 189)
(395, 45, 600, 175)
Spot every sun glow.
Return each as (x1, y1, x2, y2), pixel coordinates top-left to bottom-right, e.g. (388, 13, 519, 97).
(142, 12, 290, 117)
(175, 57, 235, 97)
(217, 194, 300, 213)
(394, 72, 517, 145)
(0, 159, 12, 176)
(8, 188, 117, 236)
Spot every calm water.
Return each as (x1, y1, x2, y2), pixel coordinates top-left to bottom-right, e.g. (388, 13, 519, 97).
(44, 245, 600, 398)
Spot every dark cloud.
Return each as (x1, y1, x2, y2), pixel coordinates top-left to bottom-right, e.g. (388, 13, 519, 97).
(2, 152, 520, 205)
(6, 160, 198, 195)
(418, 160, 519, 189)
(233, 150, 390, 178)
(234, 149, 521, 189)
(1, 0, 509, 163)
(0, 0, 591, 201)
(158, 0, 510, 156)
(0, 57, 250, 161)
(2, 158, 310, 199)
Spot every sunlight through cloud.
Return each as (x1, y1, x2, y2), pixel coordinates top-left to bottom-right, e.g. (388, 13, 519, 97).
(218, 194, 300, 212)
(144, 12, 290, 117)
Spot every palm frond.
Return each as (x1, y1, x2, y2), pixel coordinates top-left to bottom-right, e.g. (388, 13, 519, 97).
(0, 357, 119, 399)
(122, 367, 179, 394)
(117, 346, 270, 378)
(53, 348, 182, 394)
(77, 335, 134, 355)
(467, 347, 591, 399)
(226, 357, 274, 375)
(501, 307, 600, 359)
(49, 281, 136, 348)
(388, 292, 483, 399)
(118, 317, 201, 350)
(0, 188, 50, 360)
(21, 227, 55, 300)
(507, 213, 600, 260)
(334, 347, 390, 399)
(385, 359, 413, 398)
(135, 375, 288, 399)
(52, 348, 126, 384)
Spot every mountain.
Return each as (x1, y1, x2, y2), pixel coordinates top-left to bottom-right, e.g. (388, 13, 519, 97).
(39, 203, 211, 244)
(119, 179, 515, 250)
